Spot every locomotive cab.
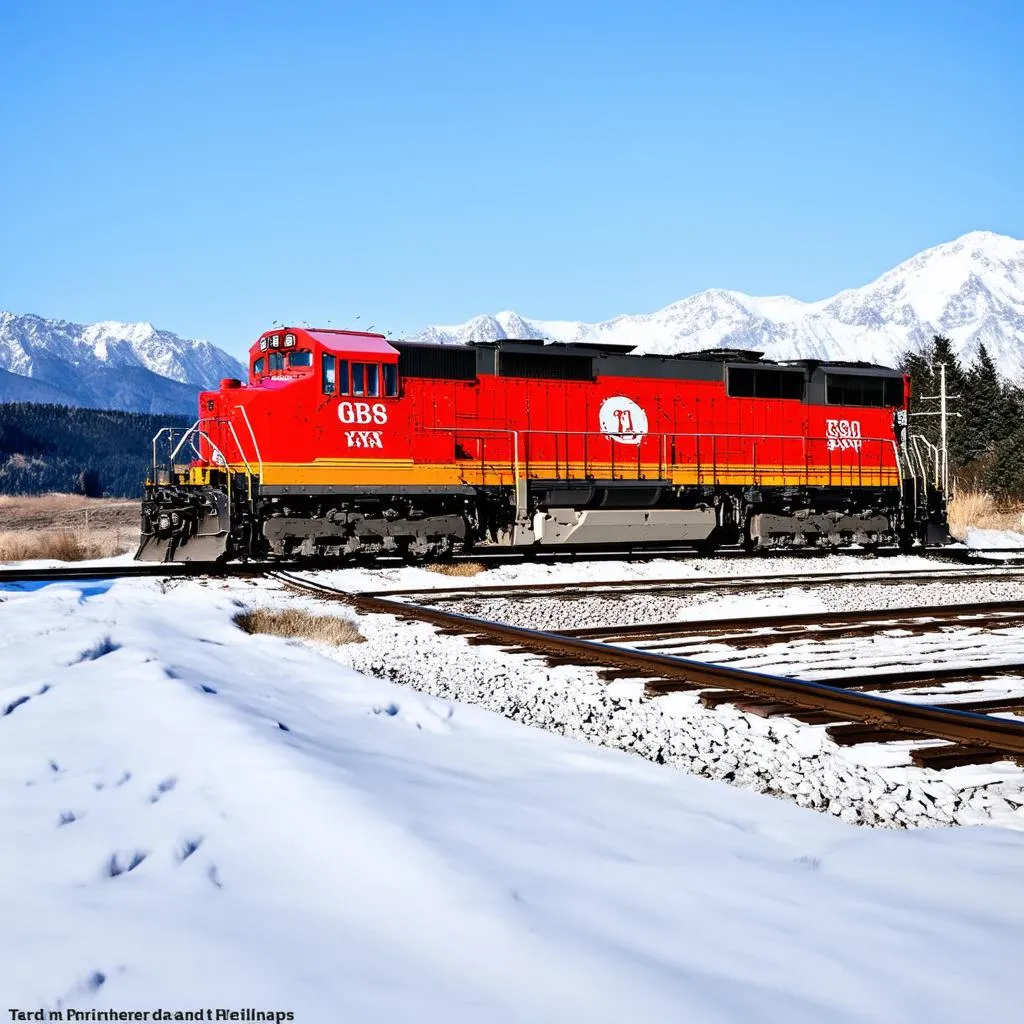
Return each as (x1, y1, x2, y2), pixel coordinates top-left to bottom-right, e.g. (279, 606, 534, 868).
(139, 326, 409, 562)
(250, 331, 316, 384)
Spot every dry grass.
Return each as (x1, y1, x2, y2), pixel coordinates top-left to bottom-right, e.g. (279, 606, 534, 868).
(234, 607, 365, 646)
(947, 488, 1024, 540)
(0, 494, 139, 531)
(425, 561, 488, 577)
(0, 493, 139, 563)
(0, 528, 131, 562)
(0, 493, 95, 511)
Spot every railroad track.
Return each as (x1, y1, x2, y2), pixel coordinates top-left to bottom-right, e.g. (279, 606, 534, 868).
(0, 543, 1017, 589)
(0, 562, 292, 585)
(380, 564, 1024, 606)
(560, 600, 1024, 646)
(274, 570, 1024, 772)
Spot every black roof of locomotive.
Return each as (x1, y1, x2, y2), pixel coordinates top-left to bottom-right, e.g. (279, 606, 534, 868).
(391, 337, 902, 378)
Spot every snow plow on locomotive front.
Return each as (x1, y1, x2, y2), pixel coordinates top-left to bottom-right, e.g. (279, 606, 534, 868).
(137, 327, 951, 564)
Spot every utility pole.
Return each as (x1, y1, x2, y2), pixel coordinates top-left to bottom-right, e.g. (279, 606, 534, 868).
(913, 362, 960, 493)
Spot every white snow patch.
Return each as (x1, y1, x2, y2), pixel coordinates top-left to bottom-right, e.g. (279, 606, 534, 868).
(3, 577, 1024, 1020)
(967, 526, 1024, 550)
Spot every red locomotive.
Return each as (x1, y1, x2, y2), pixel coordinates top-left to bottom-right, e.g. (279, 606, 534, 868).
(137, 326, 948, 562)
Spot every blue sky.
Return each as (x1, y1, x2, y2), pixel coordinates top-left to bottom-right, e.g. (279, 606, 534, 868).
(1, 0, 1021, 357)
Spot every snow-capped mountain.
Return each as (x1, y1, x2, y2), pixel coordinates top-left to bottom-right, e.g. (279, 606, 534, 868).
(411, 231, 1024, 376)
(0, 312, 245, 414)
(3, 230, 1021, 414)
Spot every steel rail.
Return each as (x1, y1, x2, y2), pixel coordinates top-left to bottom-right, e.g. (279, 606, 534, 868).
(7, 548, 1002, 589)
(0, 561, 303, 585)
(274, 571, 1024, 761)
(812, 661, 1024, 691)
(373, 565, 1024, 604)
(558, 600, 1024, 643)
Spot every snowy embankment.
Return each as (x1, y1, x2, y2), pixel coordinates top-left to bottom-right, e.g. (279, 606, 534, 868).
(274, 555, 1024, 830)
(3, 578, 1024, 1021)
(966, 526, 1024, 550)
(335, 601, 1024, 830)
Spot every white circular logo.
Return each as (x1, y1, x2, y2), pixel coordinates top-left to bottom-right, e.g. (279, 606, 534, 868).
(599, 396, 648, 445)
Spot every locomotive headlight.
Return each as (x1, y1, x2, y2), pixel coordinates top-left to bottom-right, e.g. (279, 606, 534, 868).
(171, 512, 181, 527)
(259, 338, 268, 351)
(270, 335, 281, 348)
(158, 513, 172, 532)
(284, 333, 296, 348)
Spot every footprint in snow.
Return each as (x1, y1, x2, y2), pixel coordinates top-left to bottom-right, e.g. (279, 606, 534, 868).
(2, 695, 31, 716)
(794, 855, 822, 871)
(106, 851, 146, 877)
(148, 776, 177, 803)
(72, 636, 120, 664)
(54, 969, 109, 1010)
(177, 837, 203, 863)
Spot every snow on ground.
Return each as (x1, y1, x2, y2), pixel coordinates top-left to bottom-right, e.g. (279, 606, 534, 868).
(305, 582, 1024, 824)
(4, 577, 1024, 1021)
(967, 526, 1024, 550)
(223, 561, 1024, 824)
(303, 551, 946, 596)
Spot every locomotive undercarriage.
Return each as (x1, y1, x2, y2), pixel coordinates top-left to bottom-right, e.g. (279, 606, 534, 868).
(260, 495, 472, 560)
(138, 474, 944, 562)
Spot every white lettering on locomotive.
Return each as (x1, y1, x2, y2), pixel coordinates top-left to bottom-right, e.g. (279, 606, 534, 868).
(338, 401, 388, 425)
(345, 430, 384, 448)
(826, 418, 863, 452)
(599, 396, 649, 445)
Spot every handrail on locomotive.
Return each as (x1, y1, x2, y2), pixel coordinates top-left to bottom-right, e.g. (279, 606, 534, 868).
(439, 425, 905, 485)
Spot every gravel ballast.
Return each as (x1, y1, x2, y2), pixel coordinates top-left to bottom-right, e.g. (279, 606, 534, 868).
(336, 608, 1024, 831)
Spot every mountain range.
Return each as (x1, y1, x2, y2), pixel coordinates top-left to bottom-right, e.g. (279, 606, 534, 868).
(0, 313, 245, 414)
(410, 230, 1024, 378)
(1, 230, 1021, 414)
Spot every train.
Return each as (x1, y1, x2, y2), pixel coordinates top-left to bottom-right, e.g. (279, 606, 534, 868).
(136, 326, 950, 563)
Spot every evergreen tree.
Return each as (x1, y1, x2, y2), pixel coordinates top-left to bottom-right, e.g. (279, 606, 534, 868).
(963, 343, 1005, 457)
(75, 469, 103, 498)
(986, 383, 1024, 497)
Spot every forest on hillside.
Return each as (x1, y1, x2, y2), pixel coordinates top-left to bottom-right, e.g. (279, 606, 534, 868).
(902, 335, 1024, 499)
(0, 403, 190, 498)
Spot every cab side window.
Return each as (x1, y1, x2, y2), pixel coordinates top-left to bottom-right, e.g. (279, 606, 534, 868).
(254, 357, 265, 377)
(338, 359, 350, 395)
(366, 364, 379, 397)
(322, 354, 336, 394)
(383, 363, 398, 397)
(352, 363, 365, 396)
